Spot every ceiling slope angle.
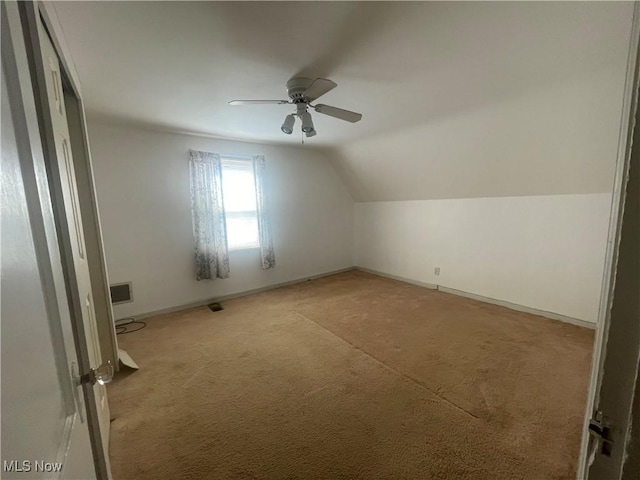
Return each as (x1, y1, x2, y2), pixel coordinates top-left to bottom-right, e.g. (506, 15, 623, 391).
(52, 0, 635, 159)
(50, 2, 443, 146)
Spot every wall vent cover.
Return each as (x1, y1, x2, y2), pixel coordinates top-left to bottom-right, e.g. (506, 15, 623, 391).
(110, 282, 133, 304)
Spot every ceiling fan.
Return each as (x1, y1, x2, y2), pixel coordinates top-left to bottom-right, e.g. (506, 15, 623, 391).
(229, 77, 362, 138)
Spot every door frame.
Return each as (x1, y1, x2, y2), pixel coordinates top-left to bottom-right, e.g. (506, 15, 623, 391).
(17, 1, 115, 478)
(33, 0, 119, 371)
(2, 3, 87, 474)
(577, 3, 640, 479)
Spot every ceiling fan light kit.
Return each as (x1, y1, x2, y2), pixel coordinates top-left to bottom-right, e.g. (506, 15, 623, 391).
(229, 77, 362, 139)
(299, 110, 315, 134)
(281, 114, 295, 135)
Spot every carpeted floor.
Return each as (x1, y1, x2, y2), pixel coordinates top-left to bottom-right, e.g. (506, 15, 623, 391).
(108, 271, 594, 479)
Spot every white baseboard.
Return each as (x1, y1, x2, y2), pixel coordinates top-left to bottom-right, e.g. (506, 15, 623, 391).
(125, 267, 356, 321)
(354, 267, 595, 330)
(436, 285, 596, 330)
(127, 265, 595, 331)
(354, 267, 438, 290)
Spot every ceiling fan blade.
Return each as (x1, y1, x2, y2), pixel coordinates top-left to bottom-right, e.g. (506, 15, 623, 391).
(303, 78, 337, 101)
(314, 104, 362, 123)
(229, 100, 290, 105)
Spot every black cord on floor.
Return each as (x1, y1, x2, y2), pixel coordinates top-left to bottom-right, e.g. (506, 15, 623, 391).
(115, 317, 147, 335)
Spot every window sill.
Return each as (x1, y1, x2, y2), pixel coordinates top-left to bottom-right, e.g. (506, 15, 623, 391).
(229, 245, 260, 252)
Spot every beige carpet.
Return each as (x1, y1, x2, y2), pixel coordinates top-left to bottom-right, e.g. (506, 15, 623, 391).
(108, 271, 594, 479)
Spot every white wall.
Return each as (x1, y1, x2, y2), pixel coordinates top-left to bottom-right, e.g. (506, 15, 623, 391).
(87, 121, 354, 318)
(355, 194, 611, 323)
(86, 0, 632, 324)
(330, 2, 632, 202)
(331, 69, 628, 202)
(343, 3, 632, 325)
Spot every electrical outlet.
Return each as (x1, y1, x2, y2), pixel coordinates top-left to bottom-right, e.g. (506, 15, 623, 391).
(434, 267, 440, 276)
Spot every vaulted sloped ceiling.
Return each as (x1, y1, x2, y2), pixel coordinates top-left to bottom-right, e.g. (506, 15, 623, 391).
(54, 1, 634, 201)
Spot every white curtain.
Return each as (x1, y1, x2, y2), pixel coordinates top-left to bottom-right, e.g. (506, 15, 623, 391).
(189, 150, 230, 280)
(252, 155, 276, 269)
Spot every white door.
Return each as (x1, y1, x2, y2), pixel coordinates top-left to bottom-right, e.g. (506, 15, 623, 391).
(1, 2, 96, 478)
(578, 6, 640, 479)
(581, 77, 640, 480)
(34, 10, 112, 463)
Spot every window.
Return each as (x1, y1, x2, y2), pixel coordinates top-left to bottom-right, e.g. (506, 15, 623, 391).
(220, 157, 260, 250)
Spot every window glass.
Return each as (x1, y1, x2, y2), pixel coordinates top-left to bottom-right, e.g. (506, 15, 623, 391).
(221, 159, 259, 249)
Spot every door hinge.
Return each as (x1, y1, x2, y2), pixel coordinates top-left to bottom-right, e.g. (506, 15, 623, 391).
(588, 411, 614, 457)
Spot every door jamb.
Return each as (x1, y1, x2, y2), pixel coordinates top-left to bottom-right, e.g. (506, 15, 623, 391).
(37, 0, 119, 371)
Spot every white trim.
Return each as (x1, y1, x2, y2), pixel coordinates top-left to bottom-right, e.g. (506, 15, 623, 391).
(64, 92, 119, 370)
(123, 267, 356, 321)
(22, 4, 111, 478)
(40, 2, 83, 98)
(355, 267, 593, 329)
(437, 286, 595, 330)
(578, 4, 640, 478)
(54, 413, 76, 479)
(3, 3, 80, 475)
(129, 265, 594, 330)
(221, 156, 253, 167)
(354, 267, 438, 290)
(228, 245, 260, 252)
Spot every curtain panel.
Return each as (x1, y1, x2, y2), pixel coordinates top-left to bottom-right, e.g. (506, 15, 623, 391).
(189, 150, 230, 280)
(252, 155, 276, 269)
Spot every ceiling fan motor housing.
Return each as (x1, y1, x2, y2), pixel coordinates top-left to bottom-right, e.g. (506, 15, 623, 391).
(286, 78, 314, 103)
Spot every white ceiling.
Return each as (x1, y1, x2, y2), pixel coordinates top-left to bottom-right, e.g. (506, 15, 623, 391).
(55, 1, 633, 201)
(53, 1, 628, 149)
